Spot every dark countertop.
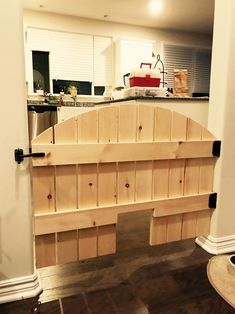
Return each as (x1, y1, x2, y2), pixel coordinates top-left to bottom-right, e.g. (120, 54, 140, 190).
(94, 96, 209, 105)
(27, 96, 209, 108)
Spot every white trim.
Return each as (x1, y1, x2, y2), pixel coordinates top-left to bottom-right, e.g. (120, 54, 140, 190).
(0, 270, 42, 304)
(196, 234, 235, 255)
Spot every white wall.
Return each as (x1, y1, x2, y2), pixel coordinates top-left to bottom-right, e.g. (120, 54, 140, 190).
(0, 1, 33, 281)
(196, 0, 235, 254)
(208, 0, 235, 238)
(0, 0, 41, 304)
(23, 10, 212, 47)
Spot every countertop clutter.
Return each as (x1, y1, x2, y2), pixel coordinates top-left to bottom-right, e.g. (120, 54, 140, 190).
(27, 91, 209, 107)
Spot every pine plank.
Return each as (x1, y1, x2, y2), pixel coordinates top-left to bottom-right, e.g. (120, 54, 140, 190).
(167, 111, 187, 242)
(149, 217, 167, 245)
(57, 230, 78, 264)
(31, 126, 53, 145)
(171, 111, 187, 141)
(117, 162, 135, 204)
(32, 126, 56, 268)
(150, 107, 172, 245)
(97, 106, 118, 255)
(54, 117, 77, 143)
(35, 234, 56, 268)
(54, 116, 78, 265)
(97, 225, 116, 256)
(98, 106, 118, 143)
(153, 160, 169, 199)
(197, 157, 215, 235)
(181, 159, 200, 239)
(118, 105, 136, 205)
(32, 166, 55, 213)
(196, 127, 215, 236)
(135, 161, 153, 202)
(77, 108, 99, 259)
(55, 165, 77, 211)
(32, 125, 55, 214)
(98, 163, 117, 206)
(182, 118, 202, 239)
(34, 193, 211, 235)
(154, 107, 172, 141)
(78, 164, 98, 209)
(77, 109, 98, 143)
(153, 194, 210, 217)
(150, 160, 169, 245)
(32, 141, 215, 166)
(78, 227, 97, 260)
(54, 117, 77, 212)
(137, 104, 154, 142)
(118, 104, 137, 142)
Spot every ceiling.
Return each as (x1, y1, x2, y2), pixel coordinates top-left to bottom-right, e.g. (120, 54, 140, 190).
(22, 0, 215, 35)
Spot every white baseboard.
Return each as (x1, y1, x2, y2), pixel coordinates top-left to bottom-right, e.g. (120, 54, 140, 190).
(196, 234, 235, 255)
(0, 270, 42, 304)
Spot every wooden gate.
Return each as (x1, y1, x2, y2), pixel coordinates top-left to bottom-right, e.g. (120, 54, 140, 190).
(31, 104, 220, 268)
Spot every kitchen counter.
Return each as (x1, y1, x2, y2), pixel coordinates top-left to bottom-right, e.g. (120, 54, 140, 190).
(27, 96, 209, 127)
(94, 95, 209, 105)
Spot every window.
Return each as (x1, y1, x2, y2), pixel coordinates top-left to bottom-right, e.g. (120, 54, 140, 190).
(52, 79, 92, 95)
(25, 27, 113, 95)
(32, 51, 50, 93)
(193, 50, 211, 95)
(163, 43, 211, 96)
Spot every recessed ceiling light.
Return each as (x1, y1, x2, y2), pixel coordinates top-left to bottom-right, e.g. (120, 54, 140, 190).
(149, 0, 163, 14)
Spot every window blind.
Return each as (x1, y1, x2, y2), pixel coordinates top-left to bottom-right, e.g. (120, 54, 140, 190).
(193, 50, 211, 94)
(163, 43, 211, 95)
(50, 31, 93, 82)
(25, 27, 113, 94)
(163, 44, 194, 92)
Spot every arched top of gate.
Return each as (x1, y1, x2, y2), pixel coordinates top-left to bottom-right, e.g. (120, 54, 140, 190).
(32, 104, 215, 145)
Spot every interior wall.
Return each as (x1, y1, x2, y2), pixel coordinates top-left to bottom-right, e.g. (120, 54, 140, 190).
(0, 2, 34, 280)
(23, 10, 212, 87)
(23, 10, 212, 47)
(207, 0, 235, 238)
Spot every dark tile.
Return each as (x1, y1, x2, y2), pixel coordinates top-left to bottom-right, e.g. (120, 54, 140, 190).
(62, 294, 88, 314)
(171, 263, 212, 297)
(39, 300, 61, 314)
(108, 282, 148, 314)
(0, 297, 40, 314)
(130, 273, 182, 308)
(150, 291, 235, 314)
(86, 289, 117, 314)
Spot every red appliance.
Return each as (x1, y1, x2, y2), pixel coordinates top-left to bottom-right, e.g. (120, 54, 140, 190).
(129, 63, 161, 88)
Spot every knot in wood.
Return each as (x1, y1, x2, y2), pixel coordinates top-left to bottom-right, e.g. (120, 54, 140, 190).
(47, 194, 52, 199)
(125, 183, 130, 188)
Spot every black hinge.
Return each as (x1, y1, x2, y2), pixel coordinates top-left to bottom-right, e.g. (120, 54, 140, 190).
(208, 193, 217, 209)
(212, 140, 221, 157)
(15, 148, 45, 164)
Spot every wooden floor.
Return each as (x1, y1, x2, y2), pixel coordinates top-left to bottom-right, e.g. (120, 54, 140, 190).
(1, 211, 234, 313)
